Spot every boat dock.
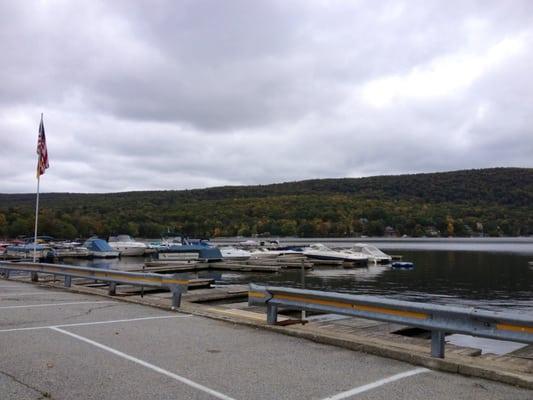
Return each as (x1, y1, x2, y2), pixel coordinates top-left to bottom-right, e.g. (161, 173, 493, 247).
(1, 267, 532, 399)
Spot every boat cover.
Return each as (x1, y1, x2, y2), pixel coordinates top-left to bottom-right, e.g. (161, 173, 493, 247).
(84, 239, 114, 252)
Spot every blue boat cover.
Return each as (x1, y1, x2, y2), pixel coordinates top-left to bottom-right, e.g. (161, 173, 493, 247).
(85, 239, 113, 252)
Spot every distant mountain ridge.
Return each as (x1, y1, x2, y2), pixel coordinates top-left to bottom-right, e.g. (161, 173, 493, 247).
(0, 168, 532, 238)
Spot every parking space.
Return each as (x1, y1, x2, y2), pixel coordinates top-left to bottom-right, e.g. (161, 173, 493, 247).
(1, 280, 531, 400)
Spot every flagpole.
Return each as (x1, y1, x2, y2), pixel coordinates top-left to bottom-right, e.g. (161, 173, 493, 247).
(32, 113, 43, 271)
(33, 175, 40, 262)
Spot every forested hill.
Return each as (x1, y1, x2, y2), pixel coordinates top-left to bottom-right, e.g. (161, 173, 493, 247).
(0, 168, 532, 239)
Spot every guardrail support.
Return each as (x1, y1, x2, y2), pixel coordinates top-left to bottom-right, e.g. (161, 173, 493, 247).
(171, 287, 182, 309)
(31, 272, 38, 282)
(431, 330, 445, 358)
(64, 275, 71, 288)
(108, 282, 117, 296)
(267, 303, 278, 325)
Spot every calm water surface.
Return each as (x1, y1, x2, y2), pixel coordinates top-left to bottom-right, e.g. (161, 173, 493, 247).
(68, 238, 533, 313)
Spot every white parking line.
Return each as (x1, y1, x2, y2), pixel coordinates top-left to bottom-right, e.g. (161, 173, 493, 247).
(320, 368, 430, 400)
(0, 300, 115, 310)
(0, 314, 192, 333)
(50, 326, 236, 400)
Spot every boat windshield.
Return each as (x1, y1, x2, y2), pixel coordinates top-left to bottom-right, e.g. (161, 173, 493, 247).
(352, 243, 388, 256)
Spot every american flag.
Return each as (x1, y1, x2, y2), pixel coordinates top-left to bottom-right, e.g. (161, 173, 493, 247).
(37, 115, 49, 177)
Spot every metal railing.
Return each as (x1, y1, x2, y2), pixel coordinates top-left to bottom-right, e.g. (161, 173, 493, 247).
(249, 283, 533, 358)
(0, 261, 189, 309)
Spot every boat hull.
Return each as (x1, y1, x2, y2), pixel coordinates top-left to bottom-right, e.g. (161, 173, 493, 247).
(90, 251, 120, 258)
(110, 246, 146, 256)
(305, 253, 368, 266)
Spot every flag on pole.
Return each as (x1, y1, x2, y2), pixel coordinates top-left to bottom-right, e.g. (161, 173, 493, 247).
(37, 115, 49, 177)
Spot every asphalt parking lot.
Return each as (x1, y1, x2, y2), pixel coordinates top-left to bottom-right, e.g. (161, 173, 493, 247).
(0, 280, 531, 400)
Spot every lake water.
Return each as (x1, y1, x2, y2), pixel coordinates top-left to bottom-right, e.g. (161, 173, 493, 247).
(69, 238, 533, 314)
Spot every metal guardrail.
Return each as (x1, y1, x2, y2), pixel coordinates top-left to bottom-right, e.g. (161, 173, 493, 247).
(249, 284, 533, 358)
(0, 261, 189, 309)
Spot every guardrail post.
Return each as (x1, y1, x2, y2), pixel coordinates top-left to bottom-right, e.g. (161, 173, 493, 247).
(64, 275, 72, 288)
(31, 272, 38, 282)
(431, 330, 445, 358)
(108, 282, 116, 296)
(267, 303, 278, 325)
(171, 286, 182, 309)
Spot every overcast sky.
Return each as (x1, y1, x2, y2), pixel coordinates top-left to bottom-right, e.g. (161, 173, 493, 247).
(1, 0, 532, 193)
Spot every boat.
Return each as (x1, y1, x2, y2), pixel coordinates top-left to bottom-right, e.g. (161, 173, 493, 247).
(5, 243, 51, 259)
(52, 242, 90, 258)
(303, 243, 368, 266)
(220, 246, 252, 261)
(346, 243, 392, 264)
(108, 235, 147, 256)
(249, 247, 303, 259)
(157, 238, 223, 262)
(83, 238, 120, 258)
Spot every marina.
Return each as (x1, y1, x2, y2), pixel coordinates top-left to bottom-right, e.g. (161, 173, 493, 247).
(3, 237, 532, 313)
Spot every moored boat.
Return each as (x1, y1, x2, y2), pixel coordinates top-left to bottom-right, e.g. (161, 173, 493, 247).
(108, 235, 147, 256)
(5, 243, 51, 259)
(52, 242, 90, 258)
(157, 239, 222, 262)
(303, 243, 368, 266)
(220, 246, 252, 261)
(83, 238, 120, 258)
(346, 243, 392, 264)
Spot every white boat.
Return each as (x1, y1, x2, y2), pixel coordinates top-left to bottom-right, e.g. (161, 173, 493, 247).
(220, 246, 252, 261)
(248, 247, 280, 259)
(108, 235, 147, 256)
(346, 243, 392, 264)
(303, 243, 368, 266)
(248, 248, 303, 259)
(53, 242, 90, 258)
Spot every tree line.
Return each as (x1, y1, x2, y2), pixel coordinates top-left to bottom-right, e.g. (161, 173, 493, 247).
(0, 168, 531, 239)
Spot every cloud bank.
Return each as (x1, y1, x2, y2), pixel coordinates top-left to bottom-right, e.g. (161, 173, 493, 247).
(1, 0, 532, 193)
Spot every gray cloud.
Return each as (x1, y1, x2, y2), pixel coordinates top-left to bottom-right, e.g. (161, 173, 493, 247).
(0, 0, 532, 193)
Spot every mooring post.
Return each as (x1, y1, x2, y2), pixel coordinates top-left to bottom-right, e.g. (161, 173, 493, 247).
(64, 275, 71, 288)
(267, 302, 278, 325)
(301, 259, 306, 321)
(108, 282, 116, 296)
(30, 272, 38, 282)
(171, 286, 182, 309)
(431, 330, 445, 358)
